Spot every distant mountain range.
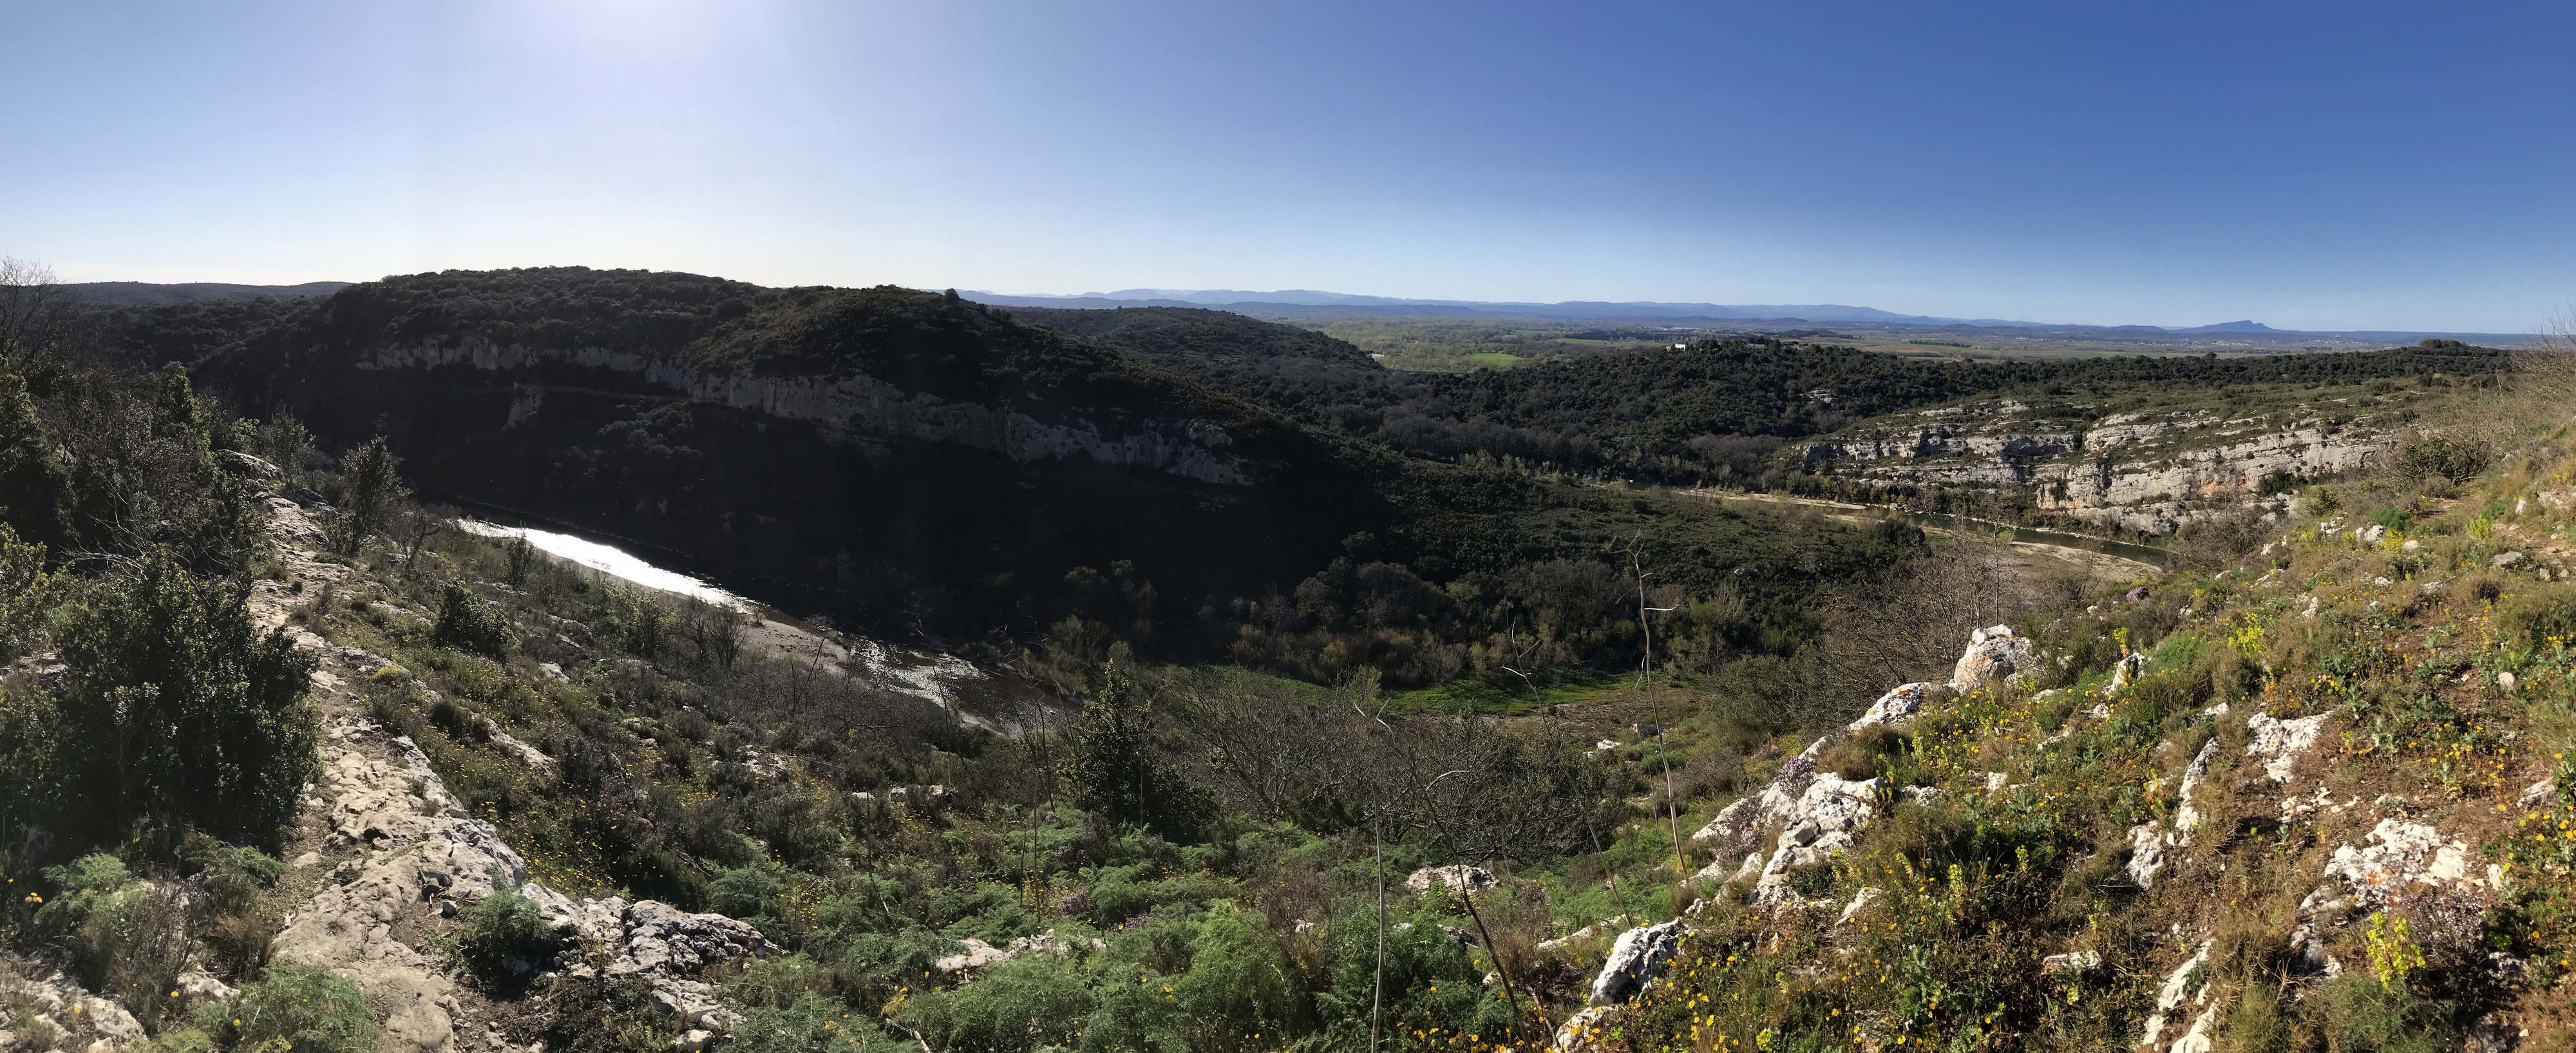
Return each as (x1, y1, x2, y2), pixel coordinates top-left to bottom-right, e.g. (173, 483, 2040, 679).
(964, 288, 2062, 326)
(963, 289, 2330, 333)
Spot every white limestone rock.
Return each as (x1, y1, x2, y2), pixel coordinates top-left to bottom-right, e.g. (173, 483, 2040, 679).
(2245, 712, 2329, 783)
(1848, 682, 1934, 733)
(1405, 864, 1496, 895)
(1588, 920, 1684, 1006)
(1949, 625, 2033, 690)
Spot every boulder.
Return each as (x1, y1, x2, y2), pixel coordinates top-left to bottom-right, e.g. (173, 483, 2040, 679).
(2172, 739, 2219, 833)
(1405, 864, 1496, 895)
(1588, 920, 1683, 1005)
(216, 450, 283, 480)
(2126, 823, 2165, 888)
(1752, 775, 1882, 904)
(1948, 625, 2032, 690)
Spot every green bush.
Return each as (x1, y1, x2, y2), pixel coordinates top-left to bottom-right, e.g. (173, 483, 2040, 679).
(1059, 667, 1209, 841)
(55, 549, 321, 848)
(430, 583, 512, 659)
(205, 963, 379, 1053)
(0, 522, 64, 661)
(2396, 436, 2493, 485)
(456, 882, 565, 982)
(2491, 582, 2576, 652)
(0, 680, 64, 839)
(185, 836, 286, 919)
(724, 989, 904, 1053)
(896, 953, 1096, 1053)
(39, 853, 195, 1029)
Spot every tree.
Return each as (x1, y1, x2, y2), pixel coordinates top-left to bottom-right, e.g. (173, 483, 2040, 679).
(55, 548, 321, 847)
(335, 435, 406, 555)
(1059, 665, 1207, 840)
(0, 370, 68, 551)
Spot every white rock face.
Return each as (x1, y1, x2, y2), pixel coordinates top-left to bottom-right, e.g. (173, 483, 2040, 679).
(1588, 920, 1683, 1005)
(1847, 682, 1935, 733)
(1949, 625, 2032, 690)
(2245, 713, 2329, 782)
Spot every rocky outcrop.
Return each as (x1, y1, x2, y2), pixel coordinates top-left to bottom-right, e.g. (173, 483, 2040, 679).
(1799, 400, 2385, 534)
(1846, 683, 1935, 732)
(1404, 865, 1497, 895)
(1949, 625, 2031, 690)
(1587, 921, 1683, 1006)
(1752, 776, 1882, 906)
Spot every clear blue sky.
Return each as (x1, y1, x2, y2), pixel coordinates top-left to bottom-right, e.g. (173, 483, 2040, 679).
(6, 1, 2571, 330)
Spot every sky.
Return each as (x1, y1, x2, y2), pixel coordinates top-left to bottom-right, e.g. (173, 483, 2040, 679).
(5, 0, 2572, 331)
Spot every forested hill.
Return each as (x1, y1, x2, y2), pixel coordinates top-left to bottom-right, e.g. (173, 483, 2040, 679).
(111, 267, 1937, 688)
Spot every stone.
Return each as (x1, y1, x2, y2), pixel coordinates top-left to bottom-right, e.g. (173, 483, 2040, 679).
(2137, 941, 2211, 1051)
(671, 1030, 717, 1053)
(1752, 776, 1882, 904)
(1834, 887, 1883, 925)
(934, 938, 1011, 973)
(2324, 819, 2480, 906)
(216, 450, 284, 479)
(2519, 779, 2556, 809)
(2244, 712, 2328, 782)
(2107, 653, 2145, 692)
(1553, 1007, 1612, 1050)
(2173, 740, 2219, 833)
(1404, 864, 1496, 895)
(2039, 949, 2101, 975)
(1588, 920, 1683, 1005)
(1846, 682, 1935, 732)
(2126, 823, 2165, 889)
(1949, 626, 2032, 690)
(2495, 551, 2527, 568)
(2499, 671, 2518, 693)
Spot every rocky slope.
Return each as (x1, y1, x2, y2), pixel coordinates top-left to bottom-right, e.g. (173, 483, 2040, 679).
(1553, 449, 2575, 1050)
(4, 498, 785, 1053)
(1796, 385, 2442, 533)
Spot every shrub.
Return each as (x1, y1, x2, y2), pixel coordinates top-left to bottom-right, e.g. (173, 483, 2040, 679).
(0, 522, 64, 661)
(1059, 667, 1209, 841)
(457, 882, 565, 983)
(430, 584, 511, 660)
(724, 989, 903, 1053)
(0, 681, 64, 837)
(2490, 582, 2576, 650)
(205, 963, 379, 1053)
(54, 549, 321, 848)
(185, 836, 286, 919)
(38, 854, 195, 1028)
(2396, 437, 2493, 485)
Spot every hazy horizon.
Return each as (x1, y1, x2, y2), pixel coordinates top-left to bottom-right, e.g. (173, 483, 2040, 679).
(8, 1, 2572, 332)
